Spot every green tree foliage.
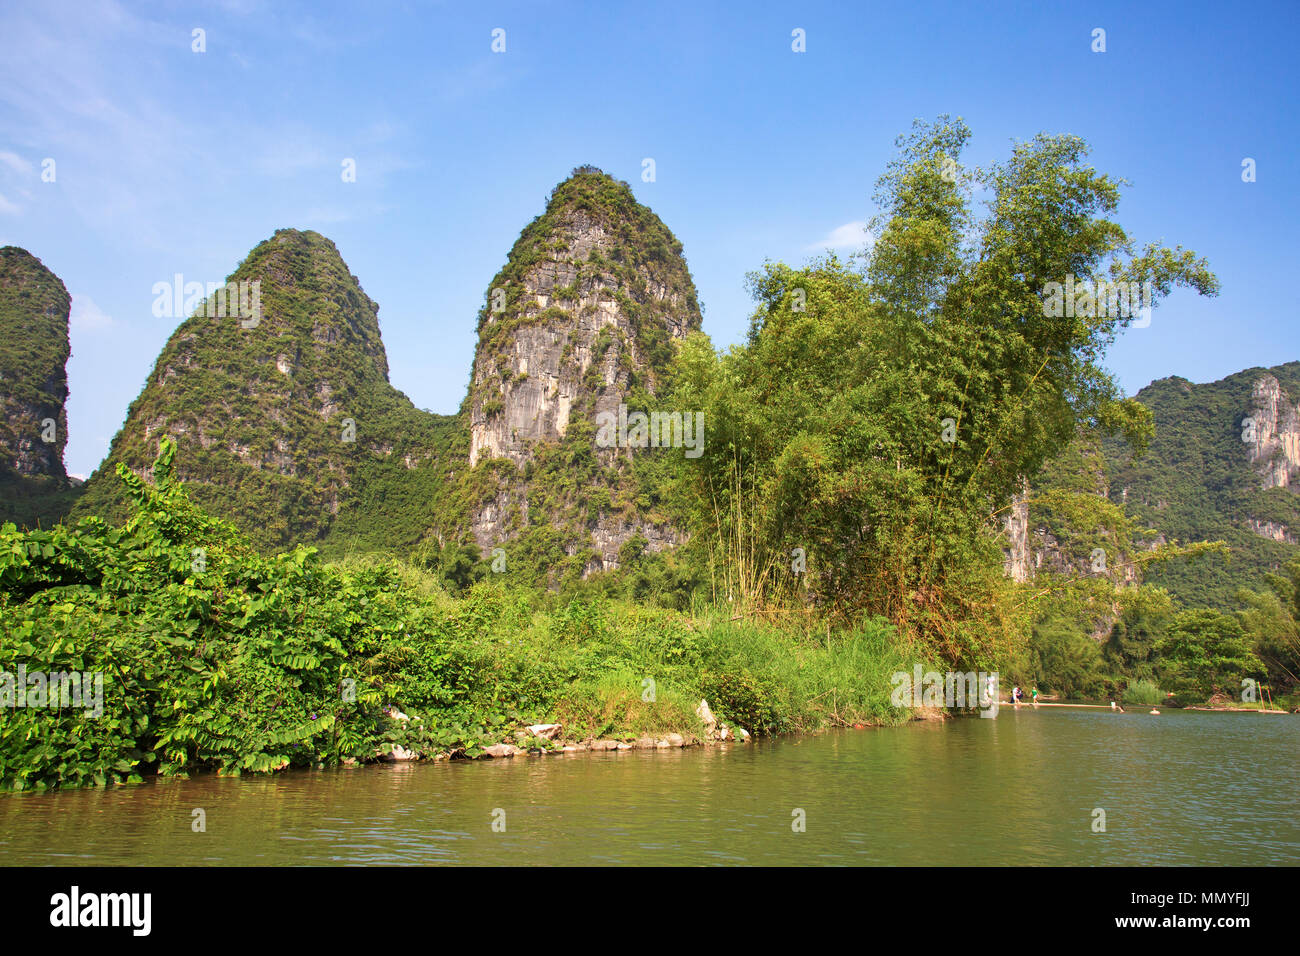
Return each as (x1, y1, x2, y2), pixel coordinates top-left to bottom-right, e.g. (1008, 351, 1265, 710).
(413, 539, 487, 595)
(1156, 608, 1262, 701)
(1104, 588, 1175, 681)
(1024, 611, 1109, 699)
(1234, 557, 1300, 699)
(669, 117, 1217, 667)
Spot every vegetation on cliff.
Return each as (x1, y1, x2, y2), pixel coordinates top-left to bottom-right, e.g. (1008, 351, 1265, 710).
(72, 230, 456, 552)
(470, 166, 700, 364)
(434, 167, 705, 588)
(1104, 364, 1300, 609)
(0, 247, 77, 529)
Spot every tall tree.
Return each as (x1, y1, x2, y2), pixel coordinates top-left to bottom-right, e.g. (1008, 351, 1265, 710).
(672, 118, 1219, 666)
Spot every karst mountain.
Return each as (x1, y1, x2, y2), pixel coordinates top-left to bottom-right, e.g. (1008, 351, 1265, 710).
(2, 171, 1295, 603)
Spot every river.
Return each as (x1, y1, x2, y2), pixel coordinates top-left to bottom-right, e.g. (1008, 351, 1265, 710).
(1, 708, 1295, 865)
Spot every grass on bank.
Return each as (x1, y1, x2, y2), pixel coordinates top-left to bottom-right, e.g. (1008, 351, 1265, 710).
(320, 552, 916, 741)
(1120, 678, 1164, 707)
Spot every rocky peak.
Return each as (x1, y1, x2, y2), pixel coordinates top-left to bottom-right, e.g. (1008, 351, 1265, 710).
(466, 167, 702, 468)
(74, 229, 443, 549)
(0, 246, 71, 481)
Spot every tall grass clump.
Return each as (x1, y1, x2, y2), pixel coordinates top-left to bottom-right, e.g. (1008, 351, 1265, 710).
(1121, 678, 1163, 706)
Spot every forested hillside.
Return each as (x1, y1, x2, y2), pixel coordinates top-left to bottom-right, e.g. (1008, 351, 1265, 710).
(1104, 364, 1300, 609)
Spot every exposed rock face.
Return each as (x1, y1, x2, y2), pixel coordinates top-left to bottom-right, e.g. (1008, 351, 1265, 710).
(1246, 373, 1300, 491)
(1000, 439, 1136, 653)
(1238, 373, 1300, 545)
(461, 168, 702, 572)
(589, 513, 681, 574)
(1002, 479, 1032, 583)
(1002, 450, 1138, 589)
(467, 171, 700, 470)
(1246, 518, 1295, 544)
(0, 247, 71, 481)
(75, 229, 448, 549)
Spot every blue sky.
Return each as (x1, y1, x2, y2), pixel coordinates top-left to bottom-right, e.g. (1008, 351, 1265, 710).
(1, 0, 1296, 478)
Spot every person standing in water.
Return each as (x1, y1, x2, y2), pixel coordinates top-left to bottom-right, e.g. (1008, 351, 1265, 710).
(1031, 686, 1039, 706)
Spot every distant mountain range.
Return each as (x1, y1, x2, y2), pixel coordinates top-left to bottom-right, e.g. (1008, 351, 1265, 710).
(1002, 363, 1300, 609)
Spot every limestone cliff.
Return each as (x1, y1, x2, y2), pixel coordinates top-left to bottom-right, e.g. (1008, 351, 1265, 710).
(0, 247, 78, 527)
(1010, 365, 1300, 608)
(1003, 439, 1139, 588)
(0, 247, 71, 481)
(1106, 363, 1300, 608)
(1245, 372, 1300, 492)
(458, 167, 702, 578)
(467, 167, 700, 469)
(1002, 480, 1032, 583)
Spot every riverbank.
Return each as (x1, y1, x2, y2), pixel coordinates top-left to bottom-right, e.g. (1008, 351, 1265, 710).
(337, 573, 937, 767)
(5, 499, 1278, 793)
(377, 698, 950, 765)
(0, 488, 924, 790)
(1185, 706, 1292, 713)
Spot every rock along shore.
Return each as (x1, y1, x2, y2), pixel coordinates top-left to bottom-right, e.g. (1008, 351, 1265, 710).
(369, 700, 942, 765)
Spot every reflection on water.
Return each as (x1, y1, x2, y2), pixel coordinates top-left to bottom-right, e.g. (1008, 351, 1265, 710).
(1, 709, 1295, 865)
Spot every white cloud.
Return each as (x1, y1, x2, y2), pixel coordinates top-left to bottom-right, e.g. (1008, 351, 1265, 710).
(0, 1, 200, 249)
(70, 294, 114, 331)
(0, 192, 18, 215)
(806, 220, 872, 252)
(0, 151, 32, 176)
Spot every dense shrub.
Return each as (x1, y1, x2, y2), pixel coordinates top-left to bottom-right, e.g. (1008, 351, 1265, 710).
(0, 440, 917, 791)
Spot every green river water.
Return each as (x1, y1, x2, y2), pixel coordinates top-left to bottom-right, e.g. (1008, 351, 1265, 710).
(1, 708, 1295, 865)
